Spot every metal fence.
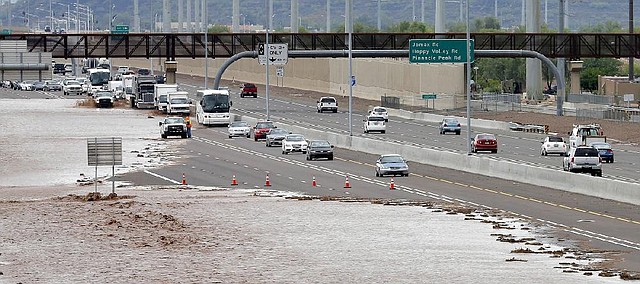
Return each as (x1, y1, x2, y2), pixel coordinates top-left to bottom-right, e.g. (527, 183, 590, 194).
(479, 93, 523, 112)
(380, 94, 465, 112)
(576, 106, 640, 122)
(567, 93, 614, 105)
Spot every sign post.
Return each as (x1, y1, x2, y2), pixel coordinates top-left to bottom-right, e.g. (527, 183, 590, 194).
(87, 137, 123, 193)
(410, 38, 475, 153)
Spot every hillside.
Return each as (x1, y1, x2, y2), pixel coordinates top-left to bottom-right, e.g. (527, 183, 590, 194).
(3, 0, 633, 32)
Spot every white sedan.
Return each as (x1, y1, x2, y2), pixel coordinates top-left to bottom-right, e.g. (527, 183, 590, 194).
(228, 121, 251, 138)
(368, 106, 389, 122)
(282, 134, 308, 154)
(540, 135, 568, 156)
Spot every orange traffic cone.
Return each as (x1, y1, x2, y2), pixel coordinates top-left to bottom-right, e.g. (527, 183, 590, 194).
(231, 175, 238, 186)
(389, 177, 395, 190)
(182, 173, 187, 185)
(265, 174, 271, 187)
(312, 176, 317, 187)
(344, 176, 351, 188)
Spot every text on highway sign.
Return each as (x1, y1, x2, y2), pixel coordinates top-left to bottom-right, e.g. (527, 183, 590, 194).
(258, 43, 288, 65)
(409, 39, 474, 64)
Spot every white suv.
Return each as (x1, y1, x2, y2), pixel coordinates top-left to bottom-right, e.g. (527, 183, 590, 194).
(317, 97, 338, 113)
(364, 115, 386, 133)
(562, 146, 602, 176)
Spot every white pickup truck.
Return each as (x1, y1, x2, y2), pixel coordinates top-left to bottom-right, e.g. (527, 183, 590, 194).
(568, 124, 606, 149)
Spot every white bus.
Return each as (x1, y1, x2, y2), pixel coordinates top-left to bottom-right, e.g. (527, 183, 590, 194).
(196, 89, 232, 126)
(87, 68, 111, 96)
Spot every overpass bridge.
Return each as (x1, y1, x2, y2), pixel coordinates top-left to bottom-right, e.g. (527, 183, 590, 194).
(1, 32, 638, 60)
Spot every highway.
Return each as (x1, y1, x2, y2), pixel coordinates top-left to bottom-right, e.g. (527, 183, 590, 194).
(3, 76, 640, 271)
(175, 75, 640, 185)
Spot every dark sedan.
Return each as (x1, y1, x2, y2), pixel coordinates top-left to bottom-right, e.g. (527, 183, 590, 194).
(306, 140, 334, 160)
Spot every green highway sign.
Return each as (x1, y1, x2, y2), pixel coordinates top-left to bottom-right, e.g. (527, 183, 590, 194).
(111, 25, 129, 34)
(1, 29, 12, 35)
(409, 39, 474, 64)
(421, 94, 437, 100)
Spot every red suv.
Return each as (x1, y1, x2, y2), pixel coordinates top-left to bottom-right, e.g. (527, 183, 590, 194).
(252, 121, 276, 141)
(240, 83, 258, 98)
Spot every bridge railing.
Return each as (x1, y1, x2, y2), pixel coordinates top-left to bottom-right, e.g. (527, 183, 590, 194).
(3, 32, 639, 59)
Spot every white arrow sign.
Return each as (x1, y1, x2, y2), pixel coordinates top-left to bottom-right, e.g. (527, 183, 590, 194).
(258, 43, 288, 65)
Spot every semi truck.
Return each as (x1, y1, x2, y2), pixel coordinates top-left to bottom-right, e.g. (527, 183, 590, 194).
(122, 74, 135, 96)
(133, 75, 157, 109)
(154, 84, 179, 112)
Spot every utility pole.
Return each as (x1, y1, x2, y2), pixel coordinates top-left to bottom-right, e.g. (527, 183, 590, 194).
(557, 0, 565, 116)
(435, 0, 445, 34)
(629, 0, 634, 82)
(178, 0, 183, 32)
(326, 0, 330, 32)
(377, 0, 381, 31)
(134, 0, 140, 32)
(187, 0, 192, 32)
(232, 0, 240, 32)
(291, 0, 299, 32)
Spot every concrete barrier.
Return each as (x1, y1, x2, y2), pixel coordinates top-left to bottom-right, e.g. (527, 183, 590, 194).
(386, 108, 512, 131)
(230, 113, 640, 205)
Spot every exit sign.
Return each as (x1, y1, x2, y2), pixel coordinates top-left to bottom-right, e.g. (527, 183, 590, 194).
(409, 39, 474, 64)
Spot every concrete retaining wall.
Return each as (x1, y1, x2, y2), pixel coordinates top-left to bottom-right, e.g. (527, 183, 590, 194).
(113, 57, 465, 109)
(233, 113, 640, 206)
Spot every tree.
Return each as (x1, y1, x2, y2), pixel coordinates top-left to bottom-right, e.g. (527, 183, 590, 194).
(332, 22, 378, 33)
(579, 21, 624, 33)
(581, 58, 622, 92)
(473, 17, 500, 32)
(385, 21, 433, 33)
(208, 24, 230, 33)
(475, 58, 526, 93)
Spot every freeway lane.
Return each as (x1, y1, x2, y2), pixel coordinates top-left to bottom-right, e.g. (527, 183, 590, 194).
(176, 76, 640, 185)
(118, 121, 640, 272)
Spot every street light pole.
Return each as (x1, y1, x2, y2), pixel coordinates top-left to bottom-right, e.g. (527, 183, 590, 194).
(347, 0, 353, 136)
(466, 0, 472, 154)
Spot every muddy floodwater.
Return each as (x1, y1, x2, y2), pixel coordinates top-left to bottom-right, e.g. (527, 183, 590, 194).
(0, 99, 171, 186)
(0, 99, 630, 283)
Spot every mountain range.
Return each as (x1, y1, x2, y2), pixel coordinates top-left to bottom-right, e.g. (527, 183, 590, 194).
(2, 0, 634, 32)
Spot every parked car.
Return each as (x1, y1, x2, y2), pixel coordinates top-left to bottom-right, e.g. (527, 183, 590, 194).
(471, 133, 498, 153)
(94, 91, 115, 108)
(265, 128, 290, 147)
(375, 154, 409, 177)
(282, 134, 308, 154)
(541, 136, 568, 156)
(306, 140, 334, 160)
(159, 116, 187, 139)
(316, 96, 338, 113)
(43, 80, 63, 91)
(439, 117, 461, 135)
(588, 141, 614, 163)
(240, 83, 258, 98)
(32, 81, 46, 91)
(251, 121, 276, 141)
(227, 121, 251, 138)
(563, 146, 603, 176)
(368, 106, 389, 122)
(364, 115, 386, 133)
